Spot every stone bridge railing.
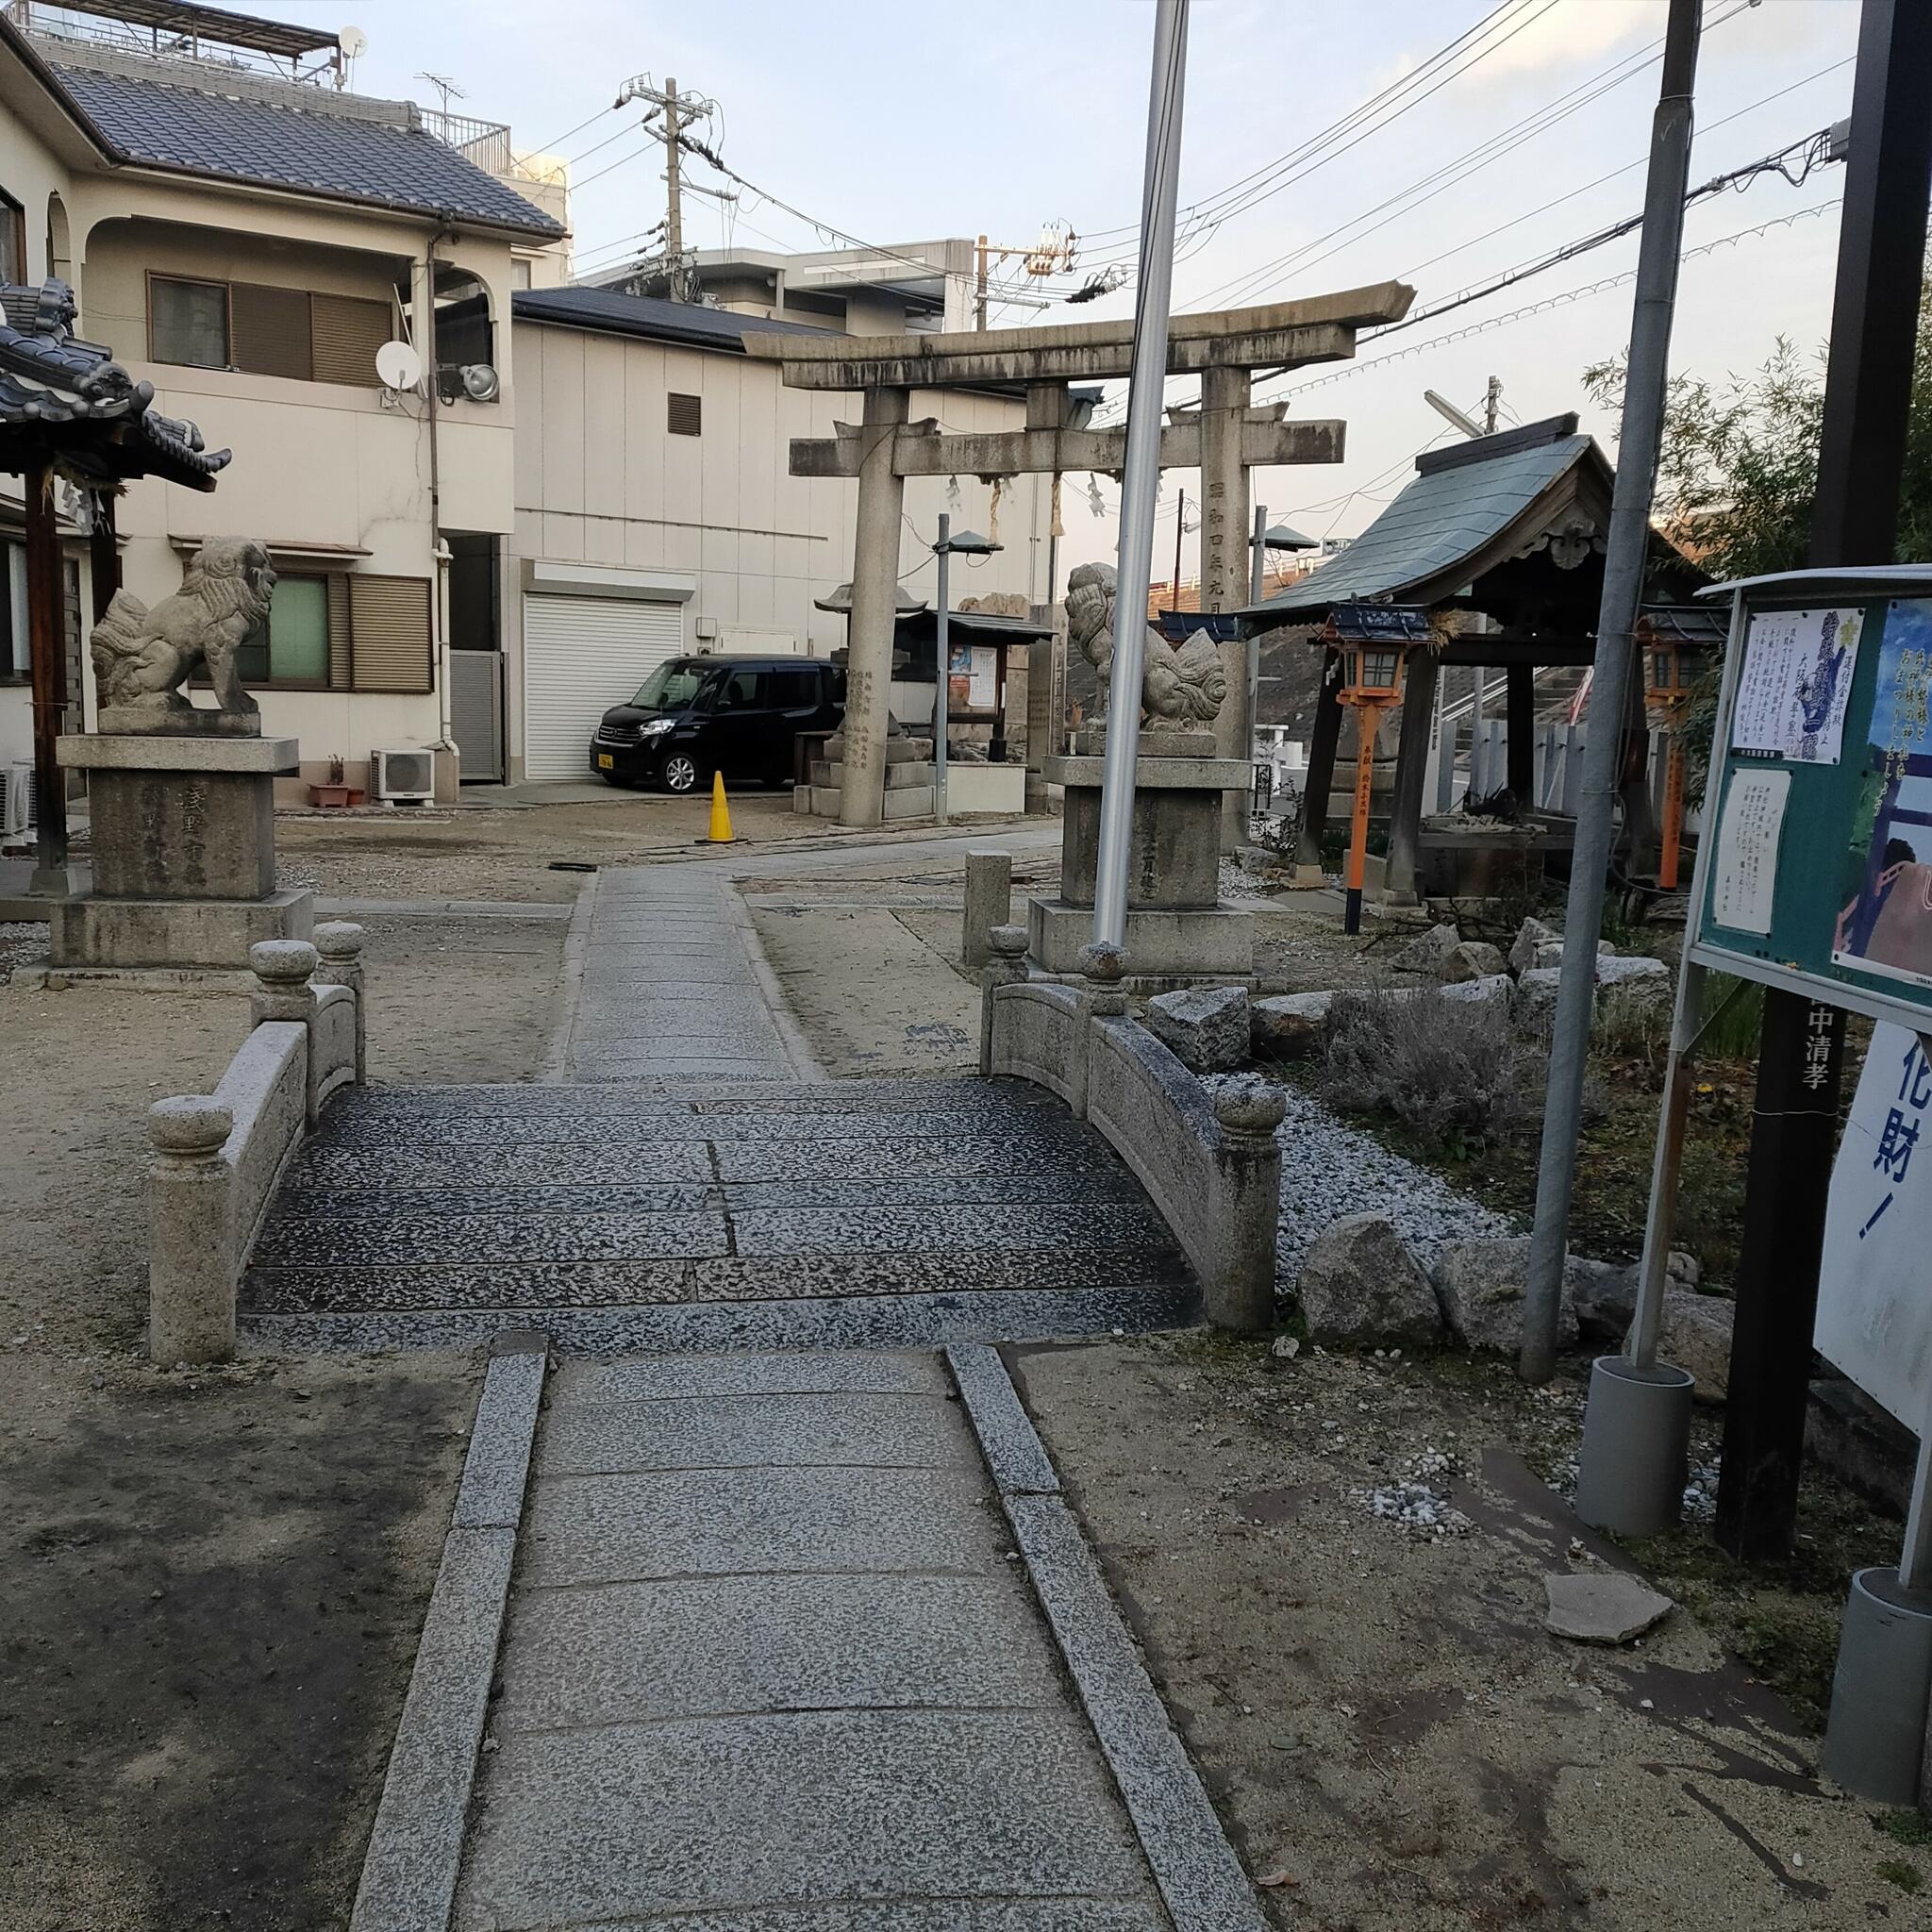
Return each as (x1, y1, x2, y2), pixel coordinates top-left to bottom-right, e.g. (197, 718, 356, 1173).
(981, 928, 1282, 1329)
(147, 926, 365, 1363)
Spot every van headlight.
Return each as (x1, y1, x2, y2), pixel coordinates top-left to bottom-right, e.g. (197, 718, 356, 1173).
(637, 718, 675, 740)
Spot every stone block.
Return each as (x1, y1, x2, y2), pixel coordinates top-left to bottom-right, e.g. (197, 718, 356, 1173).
(1056, 774, 1223, 912)
(882, 785, 937, 821)
(52, 888, 313, 970)
(88, 767, 275, 899)
(1508, 916, 1558, 975)
(1544, 1572, 1674, 1644)
(1144, 984, 1250, 1073)
(1439, 972, 1513, 1006)
(1657, 1289, 1735, 1404)
(1442, 940, 1507, 982)
(1251, 991, 1332, 1058)
(1296, 1214, 1443, 1347)
(961, 849, 1013, 969)
(1394, 922, 1461, 973)
(1596, 953, 1671, 996)
(1434, 1236, 1580, 1355)
(1027, 897, 1253, 976)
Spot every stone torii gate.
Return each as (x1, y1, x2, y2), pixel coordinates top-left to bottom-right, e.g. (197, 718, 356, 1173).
(742, 282, 1413, 833)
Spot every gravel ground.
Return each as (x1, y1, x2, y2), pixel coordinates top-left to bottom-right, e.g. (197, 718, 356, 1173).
(1241, 1075, 1519, 1282)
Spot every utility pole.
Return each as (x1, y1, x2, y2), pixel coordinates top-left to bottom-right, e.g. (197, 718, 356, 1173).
(1521, 0, 1702, 1383)
(1716, 0, 1932, 1561)
(975, 234, 990, 330)
(1093, 0, 1190, 950)
(614, 73, 714, 303)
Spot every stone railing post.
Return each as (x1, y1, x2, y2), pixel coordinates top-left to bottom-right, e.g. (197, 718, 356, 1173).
(1065, 941, 1127, 1119)
(1207, 1074, 1288, 1331)
(979, 924, 1030, 1077)
(251, 939, 320, 1120)
(962, 849, 1013, 969)
(313, 921, 367, 1085)
(147, 1094, 237, 1365)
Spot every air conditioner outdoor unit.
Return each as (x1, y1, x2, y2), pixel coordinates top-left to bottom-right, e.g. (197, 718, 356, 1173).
(1, 759, 36, 838)
(372, 748, 436, 805)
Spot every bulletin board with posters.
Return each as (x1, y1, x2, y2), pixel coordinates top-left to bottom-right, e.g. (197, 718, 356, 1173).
(1689, 571, 1932, 1035)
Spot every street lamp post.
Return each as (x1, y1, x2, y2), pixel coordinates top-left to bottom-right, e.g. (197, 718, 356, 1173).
(931, 513, 1000, 826)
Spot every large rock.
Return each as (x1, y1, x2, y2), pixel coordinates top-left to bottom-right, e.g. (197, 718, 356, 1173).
(1574, 1250, 1701, 1343)
(1145, 984, 1250, 1074)
(1442, 940, 1507, 983)
(1251, 991, 1332, 1059)
(1296, 1214, 1444, 1347)
(1659, 1289, 1735, 1404)
(1508, 916, 1558, 976)
(1440, 973, 1513, 1007)
(1394, 922, 1461, 973)
(1597, 953, 1671, 998)
(1434, 1236, 1580, 1354)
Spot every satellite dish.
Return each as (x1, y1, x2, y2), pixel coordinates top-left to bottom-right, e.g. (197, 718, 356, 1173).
(339, 25, 368, 58)
(375, 340, 422, 391)
(459, 362, 501, 403)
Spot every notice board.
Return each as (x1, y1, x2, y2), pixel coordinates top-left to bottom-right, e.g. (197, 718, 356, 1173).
(1691, 592, 1932, 1031)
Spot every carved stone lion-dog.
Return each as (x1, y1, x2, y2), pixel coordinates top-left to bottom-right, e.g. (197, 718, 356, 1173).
(90, 536, 276, 723)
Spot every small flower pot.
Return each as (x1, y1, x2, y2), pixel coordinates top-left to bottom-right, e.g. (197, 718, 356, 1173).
(310, 783, 352, 808)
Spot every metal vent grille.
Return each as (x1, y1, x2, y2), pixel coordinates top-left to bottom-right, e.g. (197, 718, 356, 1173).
(666, 391, 702, 437)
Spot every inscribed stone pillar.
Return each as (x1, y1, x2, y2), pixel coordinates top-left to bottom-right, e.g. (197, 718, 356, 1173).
(1200, 365, 1253, 852)
(1384, 644, 1440, 905)
(840, 385, 910, 829)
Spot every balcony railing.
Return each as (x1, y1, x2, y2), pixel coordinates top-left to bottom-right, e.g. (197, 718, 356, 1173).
(420, 108, 514, 177)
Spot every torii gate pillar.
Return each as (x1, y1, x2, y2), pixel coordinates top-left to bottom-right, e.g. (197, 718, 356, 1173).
(1200, 363, 1252, 849)
(841, 386, 910, 830)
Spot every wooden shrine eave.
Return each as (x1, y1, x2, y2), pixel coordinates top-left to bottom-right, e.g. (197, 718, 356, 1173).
(743, 282, 1415, 391)
(790, 408, 1346, 481)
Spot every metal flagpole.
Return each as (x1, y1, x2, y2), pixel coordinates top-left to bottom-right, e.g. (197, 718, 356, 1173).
(1093, 0, 1190, 949)
(935, 512, 950, 826)
(1520, 0, 1702, 1382)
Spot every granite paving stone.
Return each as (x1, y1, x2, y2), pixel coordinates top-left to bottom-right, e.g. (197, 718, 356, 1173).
(484, 1907, 1167, 1931)
(536, 1391, 974, 1476)
(243, 1258, 694, 1314)
(280, 1142, 717, 1187)
(273, 1184, 721, 1219)
(553, 1349, 949, 1403)
(252, 1210, 731, 1266)
(523, 1465, 1006, 1585)
(452, 1708, 1155, 1930)
(730, 1204, 1173, 1257)
(492, 1570, 1064, 1730)
(687, 1246, 1191, 1304)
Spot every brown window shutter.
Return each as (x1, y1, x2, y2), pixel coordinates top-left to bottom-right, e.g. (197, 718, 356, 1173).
(326, 574, 352, 690)
(349, 575, 433, 692)
(311, 293, 395, 388)
(667, 391, 702, 436)
(230, 282, 312, 380)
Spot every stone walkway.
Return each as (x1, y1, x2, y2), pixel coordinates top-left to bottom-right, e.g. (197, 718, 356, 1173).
(457, 1348, 1175, 1930)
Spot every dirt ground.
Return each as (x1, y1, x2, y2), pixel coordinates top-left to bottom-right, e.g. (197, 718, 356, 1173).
(275, 789, 886, 903)
(1018, 1335, 1925, 1930)
(0, 903, 565, 1931)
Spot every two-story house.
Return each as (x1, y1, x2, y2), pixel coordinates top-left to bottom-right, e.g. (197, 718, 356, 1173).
(0, 2, 563, 802)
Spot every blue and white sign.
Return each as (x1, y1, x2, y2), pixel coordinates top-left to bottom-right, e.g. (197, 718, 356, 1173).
(1819, 1024, 1932, 1429)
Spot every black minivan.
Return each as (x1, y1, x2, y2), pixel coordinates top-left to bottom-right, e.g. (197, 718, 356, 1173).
(589, 656, 845, 792)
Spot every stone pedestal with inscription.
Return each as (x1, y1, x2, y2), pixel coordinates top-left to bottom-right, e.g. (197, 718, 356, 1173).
(49, 733, 311, 969)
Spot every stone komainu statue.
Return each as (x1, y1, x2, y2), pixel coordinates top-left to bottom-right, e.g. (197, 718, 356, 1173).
(1065, 559, 1225, 730)
(91, 537, 276, 721)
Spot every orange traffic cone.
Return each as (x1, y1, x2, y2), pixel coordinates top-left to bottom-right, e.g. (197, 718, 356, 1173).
(708, 769, 734, 843)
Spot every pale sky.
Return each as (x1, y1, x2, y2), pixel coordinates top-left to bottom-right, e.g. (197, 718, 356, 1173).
(259, 0, 1860, 580)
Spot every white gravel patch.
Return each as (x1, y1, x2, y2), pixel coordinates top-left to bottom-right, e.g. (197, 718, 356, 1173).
(1265, 1077, 1519, 1282)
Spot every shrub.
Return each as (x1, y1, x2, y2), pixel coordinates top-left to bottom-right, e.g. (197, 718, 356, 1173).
(1318, 988, 1569, 1159)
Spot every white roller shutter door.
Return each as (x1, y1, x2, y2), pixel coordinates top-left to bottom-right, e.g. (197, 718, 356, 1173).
(523, 593, 685, 780)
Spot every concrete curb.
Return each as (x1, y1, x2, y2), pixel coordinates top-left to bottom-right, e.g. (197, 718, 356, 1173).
(348, 1332, 548, 1932)
(950, 1346, 1268, 1932)
(537, 874, 599, 1084)
(724, 877, 825, 1084)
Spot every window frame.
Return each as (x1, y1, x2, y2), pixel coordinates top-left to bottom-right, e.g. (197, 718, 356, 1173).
(233, 571, 332, 691)
(0, 188, 25, 285)
(147, 271, 231, 371)
(145, 272, 396, 386)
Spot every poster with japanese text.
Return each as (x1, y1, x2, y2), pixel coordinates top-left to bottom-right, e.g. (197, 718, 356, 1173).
(1832, 599, 1932, 991)
(1731, 606, 1863, 764)
(1818, 1024, 1932, 1431)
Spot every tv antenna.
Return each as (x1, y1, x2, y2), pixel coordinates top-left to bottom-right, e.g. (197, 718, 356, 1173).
(415, 71, 467, 117)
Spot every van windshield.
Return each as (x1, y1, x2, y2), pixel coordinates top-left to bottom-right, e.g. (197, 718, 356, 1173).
(631, 662, 710, 710)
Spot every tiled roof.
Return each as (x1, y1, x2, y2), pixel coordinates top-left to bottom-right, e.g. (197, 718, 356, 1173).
(512, 287, 831, 351)
(1237, 417, 1600, 619)
(48, 59, 563, 237)
(0, 279, 228, 490)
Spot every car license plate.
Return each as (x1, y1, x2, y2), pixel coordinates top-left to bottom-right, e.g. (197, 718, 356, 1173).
(597, 754, 614, 771)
